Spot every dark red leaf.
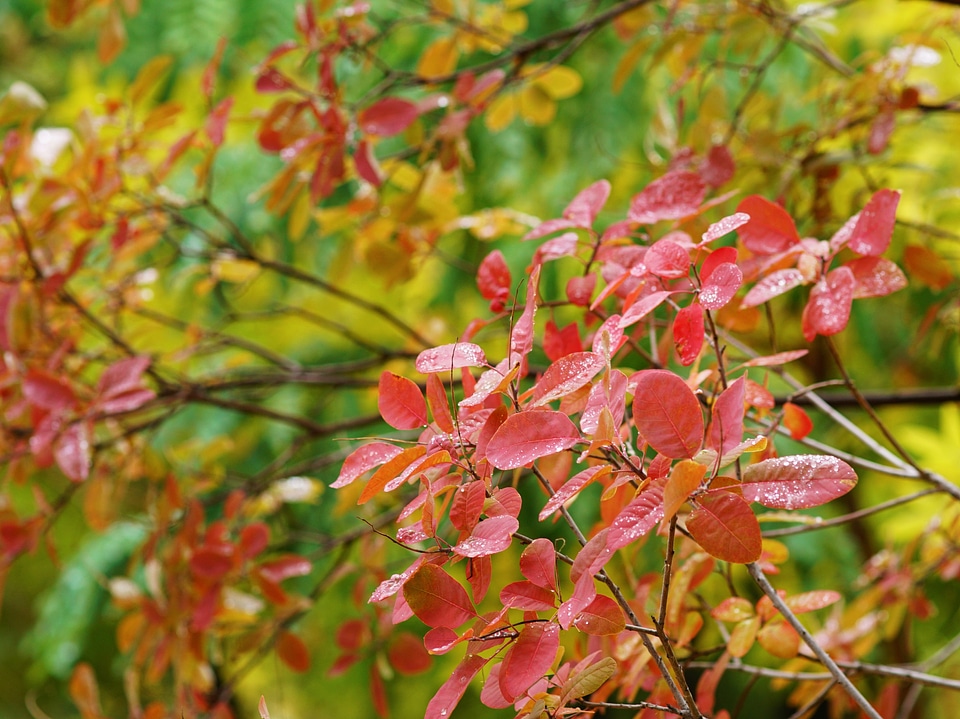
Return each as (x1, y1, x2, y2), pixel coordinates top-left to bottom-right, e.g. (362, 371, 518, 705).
(403, 564, 476, 629)
(358, 97, 419, 137)
(849, 189, 900, 256)
(673, 303, 704, 366)
(499, 622, 560, 700)
(801, 266, 855, 341)
(573, 595, 626, 636)
(736, 196, 800, 254)
(632, 370, 704, 459)
(453, 515, 518, 557)
(629, 170, 706, 224)
(563, 180, 611, 227)
(486, 410, 580, 470)
(687, 491, 762, 563)
(741, 455, 857, 509)
(700, 262, 743, 310)
(239, 523, 270, 559)
(378, 371, 428, 429)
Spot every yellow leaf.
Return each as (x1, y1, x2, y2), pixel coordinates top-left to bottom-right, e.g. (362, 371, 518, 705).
(519, 84, 556, 126)
(484, 93, 517, 131)
(417, 37, 459, 80)
(533, 64, 582, 99)
(288, 190, 312, 242)
(212, 257, 261, 283)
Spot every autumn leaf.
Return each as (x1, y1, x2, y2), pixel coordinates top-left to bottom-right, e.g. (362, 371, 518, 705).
(687, 491, 762, 563)
(378, 371, 428, 429)
(485, 410, 580, 470)
(632, 370, 704, 458)
(403, 564, 477, 629)
(741, 455, 857, 509)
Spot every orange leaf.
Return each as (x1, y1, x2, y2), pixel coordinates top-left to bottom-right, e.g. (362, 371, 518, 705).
(663, 460, 706, 522)
(69, 663, 104, 719)
(276, 630, 311, 672)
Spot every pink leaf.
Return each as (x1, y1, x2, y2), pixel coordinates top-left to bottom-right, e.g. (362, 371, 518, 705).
(97, 356, 151, 396)
(740, 349, 808, 368)
(369, 556, 425, 603)
(333, 442, 402, 488)
(416, 343, 487, 374)
(205, 96, 233, 147)
(846, 256, 907, 298)
(485, 410, 580, 470)
(644, 239, 691, 279)
(449, 481, 486, 532)
(558, 575, 598, 630)
(736, 196, 800, 254)
(849, 189, 899, 257)
(741, 455, 857, 509)
(741, 268, 805, 308)
(699, 263, 743, 310)
(480, 663, 513, 709)
(530, 351, 606, 407)
(378, 372, 428, 429)
(673, 303, 704, 366)
(54, 422, 91, 482)
(523, 217, 576, 242)
(403, 564, 477, 629)
(353, 140, 382, 186)
(425, 654, 488, 719)
(358, 97, 419, 137)
(539, 466, 606, 521)
(563, 180, 611, 227)
(566, 273, 596, 306)
(801, 266, 855, 341)
(628, 171, 706, 224)
(467, 555, 492, 604)
(581, 370, 627, 435)
(533, 232, 579, 265)
(709, 377, 745, 456)
(632, 370, 704, 459)
(520, 538, 558, 591)
(477, 250, 511, 304)
(702, 144, 735, 187)
(500, 580, 557, 611)
(785, 590, 842, 614)
(510, 265, 541, 361)
(453, 516, 518, 558)
(23, 368, 76, 412)
(701, 246, 738, 280)
(424, 626, 465, 655)
(570, 530, 610, 585)
(607, 478, 666, 551)
(499, 622, 560, 701)
(687, 491, 762, 564)
(702, 213, 750, 243)
(619, 290, 674, 329)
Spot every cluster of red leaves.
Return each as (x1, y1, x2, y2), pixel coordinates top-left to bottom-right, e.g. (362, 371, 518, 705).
(335, 161, 911, 717)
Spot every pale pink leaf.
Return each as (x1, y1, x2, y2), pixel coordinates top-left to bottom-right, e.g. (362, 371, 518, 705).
(563, 180, 611, 227)
(453, 516, 518, 558)
(485, 410, 580, 470)
(531, 351, 606, 407)
(741, 268, 806, 309)
(629, 171, 706, 224)
(701, 212, 750, 243)
(54, 422, 91, 482)
(846, 256, 908, 298)
(523, 217, 576, 242)
(740, 350, 809, 368)
(741, 455, 857, 509)
(416, 343, 488, 374)
(619, 290, 674, 329)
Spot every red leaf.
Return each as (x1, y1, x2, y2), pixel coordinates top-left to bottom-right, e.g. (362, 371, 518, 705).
(543, 320, 583, 362)
(190, 545, 234, 580)
(255, 67, 295, 93)
(477, 250, 511, 304)
(607, 478, 665, 551)
(702, 144, 735, 187)
(740, 349, 808, 368)
(466, 555, 492, 604)
(23, 368, 76, 411)
(425, 654, 488, 719)
(673, 303, 704, 366)
(574, 595, 626, 635)
(358, 97, 419, 137)
(566, 273, 596, 306)
(201, 36, 227, 99)
(629, 170, 706, 224)
(276, 631, 310, 672)
(485, 410, 580, 470)
(563, 180, 611, 227)
(388, 632, 432, 675)
(424, 626, 465, 655)
(239, 523, 269, 559)
(378, 371, 428, 429)
(687, 492, 762, 563)
(520, 538, 557, 591)
(782, 402, 813, 440)
(741, 455, 857, 509)
(632, 370, 704, 459)
(333, 442, 402, 488)
(736, 196, 800, 254)
(403, 564, 476, 628)
(500, 580, 556, 611)
(426, 374, 454, 433)
(619, 290, 674, 329)
(530, 351, 605, 407)
(258, 554, 312, 583)
(849, 189, 900, 256)
(449, 481, 486, 532)
(510, 264, 541, 361)
(709, 377, 745, 456)
(644, 239, 691, 279)
(205, 96, 233, 147)
(846, 256, 907, 298)
(453, 515, 518, 557)
(701, 246, 739, 279)
(353, 139, 382, 185)
(499, 622, 560, 700)
(801, 266, 855, 341)
(480, 663, 513, 709)
(54, 422, 91, 482)
(416, 343, 487, 374)
(700, 262, 742, 310)
(97, 355, 151, 397)
(741, 268, 805, 308)
(357, 445, 427, 504)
